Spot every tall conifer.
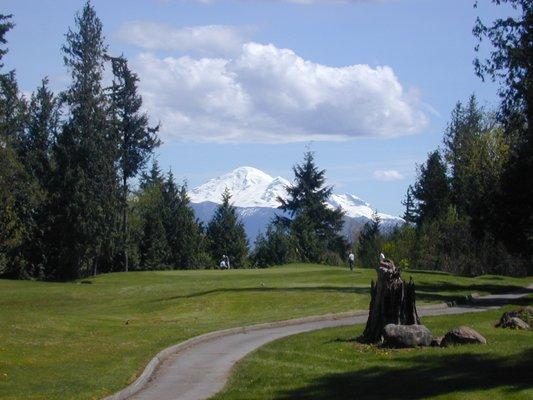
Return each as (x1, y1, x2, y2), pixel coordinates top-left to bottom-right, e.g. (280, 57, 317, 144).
(109, 56, 159, 271)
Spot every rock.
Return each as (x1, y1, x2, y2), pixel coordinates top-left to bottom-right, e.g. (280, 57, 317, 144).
(441, 326, 487, 346)
(496, 309, 532, 329)
(383, 324, 433, 348)
(431, 336, 443, 347)
(507, 317, 530, 330)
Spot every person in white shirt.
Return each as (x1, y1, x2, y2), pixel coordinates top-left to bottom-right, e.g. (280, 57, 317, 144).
(348, 252, 355, 271)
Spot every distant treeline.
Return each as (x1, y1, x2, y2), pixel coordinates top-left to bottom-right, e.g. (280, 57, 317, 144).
(0, 2, 228, 279)
(355, 0, 532, 276)
(1, 1, 531, 279)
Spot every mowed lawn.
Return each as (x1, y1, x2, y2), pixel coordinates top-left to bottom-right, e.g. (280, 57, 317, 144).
(0, 264, 531, 400)
(215, 301, 533, 400)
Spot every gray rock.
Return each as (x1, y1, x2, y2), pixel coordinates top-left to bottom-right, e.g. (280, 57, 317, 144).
(496, 309, 531, 329)
(431, 336, 443, 347)
(383, 324, 433, 348)
(506, 317, 530, 330)
(441, 326, 487, 346)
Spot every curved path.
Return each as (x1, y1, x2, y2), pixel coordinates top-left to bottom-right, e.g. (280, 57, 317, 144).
(105, 286, 532, 400)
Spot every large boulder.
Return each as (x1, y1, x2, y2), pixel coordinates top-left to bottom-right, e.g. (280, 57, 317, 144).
(496, 308, 532, 330)
(441, 326, 487, 346)
(383, 324, 433, 348)
(503, 317, 530, 330)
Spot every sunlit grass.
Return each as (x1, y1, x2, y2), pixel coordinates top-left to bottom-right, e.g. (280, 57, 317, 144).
(216, 301, 533, 400)
(0, 264, 530, 399)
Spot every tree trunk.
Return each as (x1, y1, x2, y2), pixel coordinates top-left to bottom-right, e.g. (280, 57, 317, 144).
(359, 260, 420, 343)
(122, 173, 129, 272)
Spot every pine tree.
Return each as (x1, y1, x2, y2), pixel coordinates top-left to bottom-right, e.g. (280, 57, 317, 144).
(401, 185, 418, 224)
(162, 174, 204, 269)
(277, 151, 345, 262)
(0, 14, 39, 278)
(206, 189, 249, 268)
(357, 212, 381, 268)
(412, 150, 450, 225)
(138, 162, 169, 269)
(251, 223, 294, 267)
(474, 0, 533, 267)
(109, 55, 160, 272)
(21, 78, 59, 185)
(48, 1, 118, 279)
(16, 78, 60, 274)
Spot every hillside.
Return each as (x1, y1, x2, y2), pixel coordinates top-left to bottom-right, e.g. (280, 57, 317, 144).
(1, 265, 531, 400)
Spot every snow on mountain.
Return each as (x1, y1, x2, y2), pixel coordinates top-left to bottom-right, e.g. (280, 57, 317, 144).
(188, 166, 404, 242)
(328, 193, 403, 224)
(189, 166, 290, 208)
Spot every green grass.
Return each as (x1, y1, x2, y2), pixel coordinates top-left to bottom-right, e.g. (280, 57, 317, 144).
(0, 264, 531, 400)
(215, 301, 533, 400)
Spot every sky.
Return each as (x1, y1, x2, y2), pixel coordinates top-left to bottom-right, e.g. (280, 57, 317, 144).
(2, 0, 510, 216)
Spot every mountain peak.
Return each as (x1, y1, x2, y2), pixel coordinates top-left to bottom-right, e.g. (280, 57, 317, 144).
(188, 166, 404, 241)
(189, 166, 289, 208)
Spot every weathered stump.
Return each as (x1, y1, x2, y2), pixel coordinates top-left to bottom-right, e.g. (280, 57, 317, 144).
(359, 260, 420, 343)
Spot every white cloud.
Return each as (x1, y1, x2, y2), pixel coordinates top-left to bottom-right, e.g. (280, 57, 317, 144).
(373, 170, 405, 181)
(130, 41, 427, 143)
(117, 22, 253, 57)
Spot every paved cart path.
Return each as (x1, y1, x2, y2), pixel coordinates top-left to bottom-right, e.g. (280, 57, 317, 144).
(105, 285, 532, 400)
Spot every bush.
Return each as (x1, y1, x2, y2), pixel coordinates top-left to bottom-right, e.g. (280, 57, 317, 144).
(320, 251, 343, 267)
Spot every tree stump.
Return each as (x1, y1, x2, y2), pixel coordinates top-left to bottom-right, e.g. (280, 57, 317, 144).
(359, 259, 420, 343)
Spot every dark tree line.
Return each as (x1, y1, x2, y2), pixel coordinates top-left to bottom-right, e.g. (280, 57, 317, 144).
(0, 2, 251, 279)
(353, 0, 532, 277)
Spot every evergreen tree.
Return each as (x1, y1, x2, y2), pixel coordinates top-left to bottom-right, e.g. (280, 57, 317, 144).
(474, 0, 533, 267)
(401, 185, 418, 224)
(17, 78, 60, 274)
(48, 1, 118, 279)
(357, 212, 381, 268)
(109, 55, 160, 272)
(21, 78, 59, 185)
(206, 189, 249, 268)
(412, 150, 450, 225)
(277, 151, 346, 262)
(251, 223, 295, 267)
(443, 96, 509, 237)
(0, 14, 38, 278)
(162, 174, 204, 269)
(0, 14, 14, 70)
(137, 162, 169, 269)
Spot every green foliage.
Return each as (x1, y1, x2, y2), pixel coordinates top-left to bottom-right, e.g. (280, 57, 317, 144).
(252, 224, 297, 267)
(412, 150, 450, 225)
(130, 163, 208, 270)
(474, 0, 533, 272)
(356, 212, 381, 268)
(401, 185, 418, 224)
(162, 174, 206, 269)
(277, 151, 347, 263)
(109, 55, 160, 271)
(0, 17, 40, 279)
(47, 1, 120, 279)
(381, 224, 416, 270)
(391, 96, 528, 276)
(206, 189, 249, 268)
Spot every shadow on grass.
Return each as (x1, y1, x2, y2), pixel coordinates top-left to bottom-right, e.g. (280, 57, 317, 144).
(278, 348, 533, 400)
(153, 286, 371, 302)
(414, 282, 531, 304)
(152, 280, 531, 304)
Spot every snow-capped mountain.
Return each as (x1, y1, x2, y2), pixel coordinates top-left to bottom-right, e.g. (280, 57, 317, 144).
(189, 166, 404, 243)
(189, 167, 290, 208)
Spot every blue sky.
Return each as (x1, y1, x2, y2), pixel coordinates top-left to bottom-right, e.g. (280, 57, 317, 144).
(3, 0, 509, 216)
